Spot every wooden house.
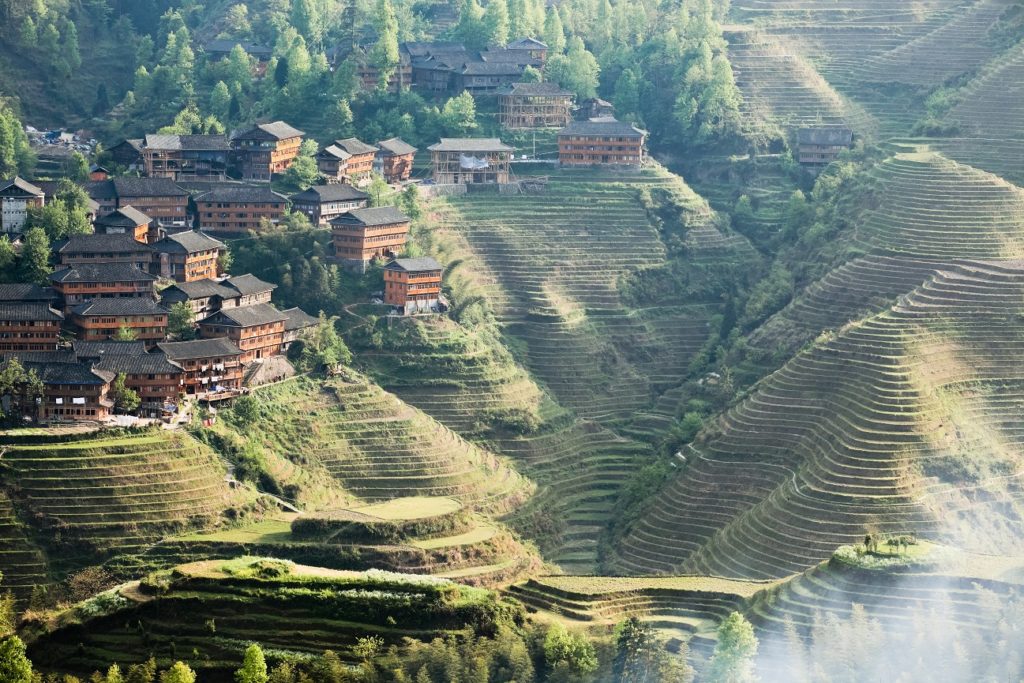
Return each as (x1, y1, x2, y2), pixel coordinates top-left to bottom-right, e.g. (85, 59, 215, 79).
(141, 134, 231, 181)
(158, 337, 244, 397)
(108, 178, 190, 227)
(93, 206, 152, 242)
(282, 307, 318, 349)
(383, 257, 443, 314)
(193, 185, 288, 234)
(92, 351, 185, 414)
(23, 360, 114, 421)
(151, 230, 224, 282)
(797, 126, 854, 166)
(331, 206, 411, 270)
(231, 121, 305, 181)
(289, 184, 369, 226)
(375, 138, 417, 183)
(557, 118, 646, 167)
(498, 82, 573, 129)
(506, 37, 548, 64)
(89, 165, 110, 181)
(160, 274, 275, 319)
(49, 263, 158, 311)
(109, 139, 145, 173)
(0, 177, 45, 234)
(428, 138, 513, 185)
(70, 298, 169, 346)
(199, 303, 287, 363)
(56, 233, 153, 271)
(332, 138, 379, 182)
(0, 303, 63, 352)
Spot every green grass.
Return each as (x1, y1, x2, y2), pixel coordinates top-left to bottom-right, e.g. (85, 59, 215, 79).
(352, 496, 462, 520)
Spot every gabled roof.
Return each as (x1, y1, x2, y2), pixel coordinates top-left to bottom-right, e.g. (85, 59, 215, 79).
(158, 337, 243, 360)
(73, 340, 148, 358)
(500, 82, 572, 97)
(72, 298, 166, 317)
(143, 134, 231, 152)
(428, 138, 514, 153)
(23, 361, 114, 386)
(203, 302, 287, 327)
(95, 206, 152, 227)
(0, 284, 58, 302)
(797, 126, 854, 146)
(154, 230, 225, 254)
(318, 144, 352, 161)
(112, 177, 188, 198)
(204, 39, 273, 57)
(50, 263, 157, 284)
(0, 302, 63, 322)
(282, 307, 318, 332)
(376, 138, 417, 156)
(94, 353, 183, 376)
(290, 184, 369, 204)
(402, 41, 467, 59)
(507, 37, 548, 50)
(57, 233, 153, 255)
(558, 118, 646, 138)
(333, 137, 379, 156)
(330, 206, 410, 227)
(194, 186, 288, 203)
(225, 274, 276, 296)
(111, 139, 144, 154)
(161, 279, 237, 301)
(0, 177, 44, 198)
(384, 257, 443, 273)
(459, 60, 526, 76)
(235, 121, 305, 141)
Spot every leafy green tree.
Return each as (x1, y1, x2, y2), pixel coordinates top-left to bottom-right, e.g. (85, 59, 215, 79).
(613, 617, 694, 683)
(126, 658, 157, 683)
(0, 103, 34, 177)
(61, 19, 81, 71)
(483, 0, 510, 46)
(543, 623, 598, 681)
(0, 359, 42, 421)
(0, 236, 15, 281)
(0, 636, 33, 683)
(236, 643, 269, 683)
(613, 67, 642, 121)
(210, 80, 232, 123)
(102, 663, 125, 683)
(520, 65, 542, 82)
(440, 91, 478, 136)
(542, 7, 566, 53)
(64, 151, 90, 182)
(299, 313, 353, 372)
(282, 139, 321, 191)
(18, 227, 50, 284)
(545, 37, 599, 99)
(167, 302, 197, 340)
(706, 612, 758, 683)
(224, 4, 252, 36)
(369, 0, 401, 91)
(159, 662, 196, 683)
(113, 326, 139, 342)
(454, 0, 487, 50)
(291, 0, 326, 49)
(226, 44, 255, 88)
(110, 372, 141, 414)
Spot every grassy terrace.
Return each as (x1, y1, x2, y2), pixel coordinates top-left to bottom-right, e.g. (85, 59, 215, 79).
(949, 39, 1024, 139)
(0, 429, 258, 576)
(614, 260, 1024, 579)
(25, 557, 508, 675)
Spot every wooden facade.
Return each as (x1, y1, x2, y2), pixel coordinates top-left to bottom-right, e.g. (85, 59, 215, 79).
(49, 263, 158, 312)
(152, 230, 224, 282)
(557, 118, 646, 167)
(158, 337, 244, 396)
(57, 234, 153, 270)
(26, 362, 114, 421)
(199, 303, 287, 363)
(93, 206, 152, 242)
(498, 82, 573, 129)
(194, 186, 288, 234)
(383, 257, 443, 314)
(375, 138, 417, 183)
(231, 121, 305, 181)
(332, 138, 379, 182)
(110, 178, 190, 227)
(331, 206, 411, 269)
(92, 352, 185, 412)
(428, 138, 513, 185)
(141, 134, 231, 181)
(289, 185, 369, 226)
(797, 126, 854, 166)
(70, 298, 169, 346)
(0, 303, 63, 352)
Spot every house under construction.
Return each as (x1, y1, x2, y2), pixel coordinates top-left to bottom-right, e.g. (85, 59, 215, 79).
(428, 138, 514, 185)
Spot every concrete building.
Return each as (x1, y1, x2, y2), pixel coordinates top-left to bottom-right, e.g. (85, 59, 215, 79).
(0, 177, 44, 234)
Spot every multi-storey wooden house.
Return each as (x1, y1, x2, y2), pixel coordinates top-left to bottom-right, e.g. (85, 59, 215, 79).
(289, 184, 369, 226)
(56, 234, 153, 271)
(49, 263, 158, 311)
(498, 82, 573, 129)
(797, 126, 854, 166)
(93, 206, 152, 242)
(332, 138, 379, 182)
(158, 337, 244, 396)
(0, 303, 63, 352)
(193, 185, 288, 234)
(141, 134, 231, 181)
(375, 138, 417, 182)
(428, 138, 513, 184)
(331, 206, 411, 270)
(383, 257, 443, 314)
(70, 298, 169, 346)
(199, 303, 287, 363)
(151, 230, 224, 282)
(231, 121, 305, 181)
(557, 118, 646, 167)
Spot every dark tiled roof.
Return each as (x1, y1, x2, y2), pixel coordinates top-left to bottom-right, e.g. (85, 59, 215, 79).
(94, 353, 183, 376)
(558, 118, 646, 138)
(204, 302, 287, 327)
(195, 186, 288, 203)
(0, 302, 62, 322)
(50, 263, 157, 284)
(459, 60, 525, 75)
(282, 307, 318, 332)
(290, 184, 369, 203)
(95, 206, 152, 227)
(161, 279, 237, 301)
(376, 138, 417, 156)
(236, 121, 305, 141)
(112, 177, 188, 198)
(797, 126, 854, 146)
(384, 257, 443, 273)
(23, 360, 114, 386)
(331, 206, 410, 227)
(143, 134, 231, 151)
(500, 82, 572, 97)
(57, 233, 153, 255)
(158, 337, 243, 359)
(477, 49, 537, 65)
(73, 340, 148, 358)
(0, 284, 58, 302)
(1, 350, 77, 364)
(72, 298, 166, 317)
(428, 138, 513, 152)
(318, 145, 351, 161)
(84, 180, 118, 200)
(225, 274, 276, 296)
(402, 41, 467, 58)
(333, 137, 378, 156)
(154, 230, 225, 254)
(0, 177, 44, 197)
(205, 39, 273, 56)
(507, 37, 548, 49)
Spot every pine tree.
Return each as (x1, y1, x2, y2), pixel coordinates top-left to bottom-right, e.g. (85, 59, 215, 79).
(454, 0, 487, 50)
(0, 236, 15, 282)
(369, 0, 400, 90)
(210, 80, 232, 122)
(158, 662, 196, 683)
(706, 612, 758, 683)
(236, 643, 269, 683)
(483, 0, 510, 46)
(542, 8, 566, 54)
(18, 227, 50, 284)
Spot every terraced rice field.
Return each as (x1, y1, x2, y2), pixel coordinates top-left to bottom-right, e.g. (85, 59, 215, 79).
(949, 39, 1024, 138)
(614, 261, 1024, 579)
(0, 430, 256, 571)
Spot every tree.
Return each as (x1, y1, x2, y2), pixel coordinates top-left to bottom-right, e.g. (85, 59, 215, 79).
(0, 236, 14, 282)
(62, 19, 82, 72)
(706, 612, 758, 683)
(224, 4, 252, 36)
(167, 302, 197, 340)
(0, 103, 34, 177)
(0, 636, 33, 683)
(110, 373, 141, 414)
(299, 313, 352, 372)
(369, 0, 401, 90)
(210, 80, 232, 123)
(126, 658, 157, 683)
(282, 139, 320, 191)
(613, 617, 694, 683)
(454, 0, 487, 50)
(236, 643, 269, 683)
(18, 227, 50, 284)
(483, 0, 510, 46)
(542, 7, 566, 54)
(520, 65, 542, 82)
(545, 37, 599, 99)
(159, 662, 196, 683)
(543, 623, 598, 681)
(292, 0, 327, 49)
(64, 151, 90, 182)
(440, 91, 478, 136)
